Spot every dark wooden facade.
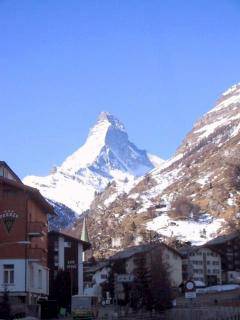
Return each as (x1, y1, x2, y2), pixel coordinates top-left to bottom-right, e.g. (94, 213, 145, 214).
(48, 231, 90, 298)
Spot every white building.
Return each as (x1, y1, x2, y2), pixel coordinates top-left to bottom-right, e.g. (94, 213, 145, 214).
(180, 245, 222, 286)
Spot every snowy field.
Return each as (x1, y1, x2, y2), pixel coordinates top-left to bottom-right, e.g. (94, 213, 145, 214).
(147, 213, 224, 245)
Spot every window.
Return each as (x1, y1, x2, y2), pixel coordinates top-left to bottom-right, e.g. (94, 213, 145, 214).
(0, 167, 4, 177)
(3, 264, 14, 285)
(193, 269, 203, 274)
(213, 269, 220, 274)
(38, 270, 42, 289)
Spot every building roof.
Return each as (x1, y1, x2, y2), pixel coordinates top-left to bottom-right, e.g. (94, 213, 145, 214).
(205, 232, 239, 246)
(49, 229, 91, 251)
(110, 242, 182, 261)
(84, 260, 110, 274)
(178, 244, 221, 257)
(0, 161, 22, 182)
(0, 177, 54, 215)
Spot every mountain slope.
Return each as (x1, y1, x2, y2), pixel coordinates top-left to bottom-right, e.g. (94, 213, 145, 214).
(24, 112, 162, 215)
(70, 83, 240, 257)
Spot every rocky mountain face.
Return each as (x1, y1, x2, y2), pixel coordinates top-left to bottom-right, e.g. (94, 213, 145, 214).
(69, 83, 240, 258)
(24, 112, 162, 219)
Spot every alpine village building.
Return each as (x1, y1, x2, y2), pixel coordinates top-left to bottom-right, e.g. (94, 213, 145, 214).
(48, 225, 91, 298)
(0, 161, 92, 316)
(0, 161, 54, 305)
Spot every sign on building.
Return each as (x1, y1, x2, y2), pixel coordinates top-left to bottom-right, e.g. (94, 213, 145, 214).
(116, 274, 134, 283)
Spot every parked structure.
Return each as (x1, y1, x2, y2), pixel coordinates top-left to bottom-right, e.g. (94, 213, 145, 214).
(206, 232, 240, 283)
(48, 230, 91, 297)
(179, 245, 222, 286)
(0, 161, 54, 305)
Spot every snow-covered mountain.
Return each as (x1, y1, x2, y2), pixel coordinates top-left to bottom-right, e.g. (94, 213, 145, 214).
(24, 112, 163, 215)
(67, 83, 240, 258)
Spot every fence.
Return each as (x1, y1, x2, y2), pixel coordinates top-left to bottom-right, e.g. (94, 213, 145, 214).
(97, 306, 240, 320)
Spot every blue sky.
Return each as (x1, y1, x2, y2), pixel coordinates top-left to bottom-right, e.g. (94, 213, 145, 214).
(1, 0, 240, 178)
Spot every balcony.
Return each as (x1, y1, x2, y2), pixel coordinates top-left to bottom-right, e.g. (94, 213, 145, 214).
(28, 222, 46, 237)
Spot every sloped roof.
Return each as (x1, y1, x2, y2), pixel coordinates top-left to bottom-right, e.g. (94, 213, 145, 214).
(49, 229, 91, 251)
(0, 161, 21, 182)
(205, 232, 239, 246)
(0, 177, 54, 215)
(178, 244, 221, 257)
(110, 242, 182, 261)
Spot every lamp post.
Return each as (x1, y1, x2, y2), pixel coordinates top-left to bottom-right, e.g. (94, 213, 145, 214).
(0, 240, 31, 247)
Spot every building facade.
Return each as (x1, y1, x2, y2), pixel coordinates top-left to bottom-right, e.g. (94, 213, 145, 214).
(0, 161, 54, 305)
(48, 230, 91, 298)
(86, 243, 182, 304)
(122, 243, 183, 288)
(180, 246, 222, 286)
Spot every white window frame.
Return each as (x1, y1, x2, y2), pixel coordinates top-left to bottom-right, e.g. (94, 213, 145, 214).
(3, 264, 14, 285)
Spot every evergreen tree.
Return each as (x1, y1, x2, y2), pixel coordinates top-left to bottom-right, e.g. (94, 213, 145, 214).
(53, 270, 71, 312)
(148, 247, 172, 311)
(130, 252, 152, 311)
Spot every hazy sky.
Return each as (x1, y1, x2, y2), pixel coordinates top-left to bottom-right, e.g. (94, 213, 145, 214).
(1, 0, 240, 178)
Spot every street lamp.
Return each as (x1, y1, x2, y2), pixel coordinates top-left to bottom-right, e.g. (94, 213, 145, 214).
(0, 240, 31, 247)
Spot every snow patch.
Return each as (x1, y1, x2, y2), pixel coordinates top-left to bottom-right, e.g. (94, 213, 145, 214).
(147, 214, 224, 245)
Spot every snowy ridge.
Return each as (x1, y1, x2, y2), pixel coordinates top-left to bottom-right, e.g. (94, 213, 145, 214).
(195, 84, 240, 140)
(24, 112, 162, 216)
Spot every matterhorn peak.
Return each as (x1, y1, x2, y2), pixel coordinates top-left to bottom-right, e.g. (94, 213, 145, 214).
(24, 112, 163, 215)
(97, 111, 125, 131)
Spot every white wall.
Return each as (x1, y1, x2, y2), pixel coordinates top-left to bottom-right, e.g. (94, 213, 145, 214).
(27, 262, 49, 296)
(0, 259, 49, 296)
(78, 243, 83, 295)
(84, 267, 110, 298)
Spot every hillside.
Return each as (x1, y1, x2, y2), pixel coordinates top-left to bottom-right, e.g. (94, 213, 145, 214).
(69, 83, 240, 258)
